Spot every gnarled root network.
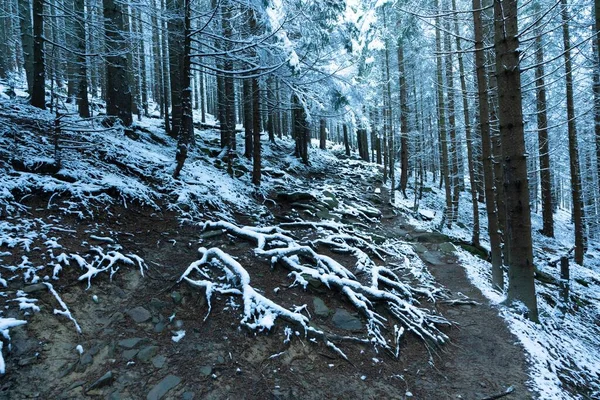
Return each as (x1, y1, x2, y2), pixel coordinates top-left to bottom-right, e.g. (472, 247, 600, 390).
(180, 220, 450, 357)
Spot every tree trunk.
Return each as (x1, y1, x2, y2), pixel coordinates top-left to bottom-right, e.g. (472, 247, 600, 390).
(18, 0, 34, 94)
(473, 0, 503, 290)
(103, 0, 132, 126)
(494, 0, 538, 320)
(453, 0, 478, 245)
(151, 0, 164, 119)
(173, 0, 193, 179)
(343, 124, 350, 157)
(75, 0, 89, 117)
(292, 93, 308, 164)
(443, 6, 459, 224)
(397, 40, 409, 198)
(161, 0, 171, 134)
(31, 0, 45, 109)
(167, 0, 183, 136)
(561, 0, 585, 264)
(252, 76, 261, 180)
(243, 79, 253, 159)
(319, 118, 326, 150)
(534, 11, 553, 238)
(594, 15, 600, 232)
(383, 7, 394, 203)
(435, 0, 452, 226)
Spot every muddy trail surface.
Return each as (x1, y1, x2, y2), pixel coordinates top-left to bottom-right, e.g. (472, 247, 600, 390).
(0, 153, 533, 400)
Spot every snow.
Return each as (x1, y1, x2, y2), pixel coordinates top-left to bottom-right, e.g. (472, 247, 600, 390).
(171, 330, 186, 343)
(75, 345, 84, 354)
(12, 292, 40, 313)
(45, 283, 81, 334)
(0, 317, 27, 374)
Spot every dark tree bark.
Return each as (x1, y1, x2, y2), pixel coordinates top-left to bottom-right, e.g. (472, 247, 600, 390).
(75, 0, 89, 118)
(473, 0, 503, 290)
(594, 15, 600, 225)
(267, 78, 275, 143)
(435, 0, 452, 226)
(443, 7, 459, 224)
(103, 0, 132, 126)
(251, 76, 261, 182)
(243, 79, 253, 159)
(494, 0, 538, 321)
(292, 93, 309, 164)
(31, 0, 45, 109)
(453, 0, 478, 245)
(533, 9, 553, 238)
(167, 0, 184, 137)
(18, 0, 34, 94)
(151, 0, 164, 119)
(222, 5, 236, 176)
(160, 0, 171, 134)
(561, 0, 585, 264)
(173, 0, 193, 179)
(343, 124, 350, 157)
(319, 118, 327, 150)
(397, 41, 409, 198)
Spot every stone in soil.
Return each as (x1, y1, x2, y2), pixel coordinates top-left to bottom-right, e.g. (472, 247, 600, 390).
(87, 370, 114, 391)
(137, 346, 159, 362)
(170, 291, 183, 304)
(420, 251, 446, 266)
(199, 366, 212, 376)
(127, 306, 152, 323)
(152, 355, 167, 369)
(332, 309, 362, 331)
(411, 243, 428, 254)
(22, 283, 47, 293)
(313, 297, 330, 318)
(118, 338, 145, 349)
(154, 321, 166, 333)
(146, 374, 181, 400)
(122, 349, 139, 360)
(438, 242, 458, 254)
(80, 353, 93, 365)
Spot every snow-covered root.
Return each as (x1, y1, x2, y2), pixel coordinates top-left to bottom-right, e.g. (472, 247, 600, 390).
(192, 220, 451, 355)
(0, 317, 27, 374)
(71, 247, 148, 289)
(179, 247, 365, 356)
(201, 220, 294, 250)
(43, 282, 82, 334)
(267, 247, 449, 348)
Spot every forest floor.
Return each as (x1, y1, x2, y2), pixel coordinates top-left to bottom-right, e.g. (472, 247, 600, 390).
(0, 165, 533, 400)
(0, 104, 534, 400)
(2, 93, 598, 399)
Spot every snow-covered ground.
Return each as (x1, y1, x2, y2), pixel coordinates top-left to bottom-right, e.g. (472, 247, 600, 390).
(396, 181, 600, 399)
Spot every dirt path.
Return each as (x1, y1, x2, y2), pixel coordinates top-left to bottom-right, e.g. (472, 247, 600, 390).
(377, 189, 534, 399)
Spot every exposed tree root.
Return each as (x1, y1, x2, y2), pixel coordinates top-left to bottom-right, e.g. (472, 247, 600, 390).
(180, 220, 451, 358)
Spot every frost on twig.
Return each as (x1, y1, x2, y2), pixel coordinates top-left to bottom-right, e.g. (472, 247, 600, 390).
(182, 220, 450, 357)
(0, 317, 27, 374)
(44, 283, 82, 334)
(71, 247, 148, 289)
(179, 247, 363, 358)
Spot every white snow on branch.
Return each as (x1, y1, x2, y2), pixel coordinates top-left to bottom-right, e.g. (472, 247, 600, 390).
(171, 330, 186, 342)
(72, 247, 147, 289)
(0, 317, 27, 374)
(44, 282, 81, 334)
(12, 291, 40, 313)
(184, 221, 450, 354)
